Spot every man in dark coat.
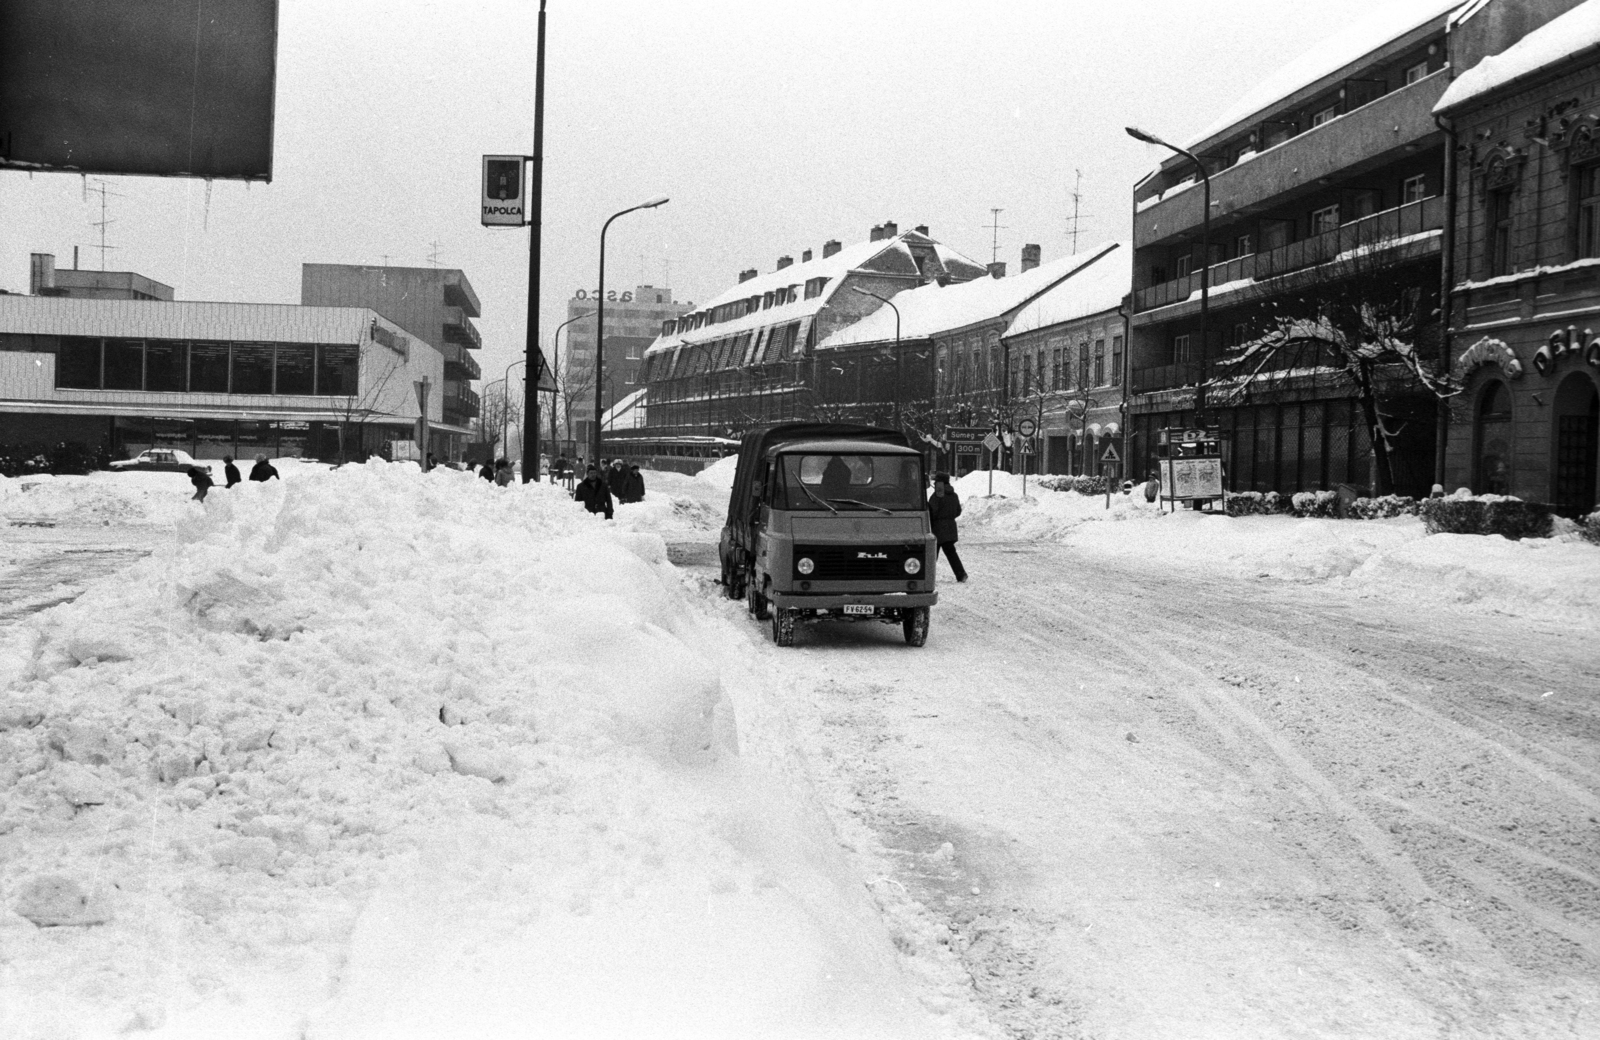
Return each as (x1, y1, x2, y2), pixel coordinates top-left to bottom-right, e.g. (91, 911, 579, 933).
(249, 455, 280, 481)
(574, 464, 614, 519)
(928, 471, 967, 583)
(188, 466, 214, 502)
(222, 455, 242, 488)
(479, 459, 496, 481)
(608, 459, 627, 497)
(626, 464, 646, 503)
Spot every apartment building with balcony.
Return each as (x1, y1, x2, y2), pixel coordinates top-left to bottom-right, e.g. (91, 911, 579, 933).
(563, 285, 692, 449)
(625, 224, 988, 447)
(300, 264, 482, 458)
(1436, 0, 1600, 516)
(1128, 0, 1472, 496)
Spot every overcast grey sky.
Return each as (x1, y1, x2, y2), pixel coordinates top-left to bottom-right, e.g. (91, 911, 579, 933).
(1, 0, 1400, 390)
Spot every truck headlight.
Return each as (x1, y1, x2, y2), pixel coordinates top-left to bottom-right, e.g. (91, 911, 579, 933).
(797, 557, 815, 575)
(903, 557, 921, 575)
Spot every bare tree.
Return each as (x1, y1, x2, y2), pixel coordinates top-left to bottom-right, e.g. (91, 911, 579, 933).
(331, 346, 406, 464)
(1212, 222, 1456, 494)
(476, 381, 522, 457)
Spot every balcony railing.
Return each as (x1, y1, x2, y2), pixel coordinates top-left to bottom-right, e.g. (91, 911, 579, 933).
(442, 306, 482, 351)
(1134, 69, 1450, 242)
(442, 341, 481, 381)
(1134, 195, 1444, 313)
(443, 386, 480, 421)
(1132, 342, 1351, 394)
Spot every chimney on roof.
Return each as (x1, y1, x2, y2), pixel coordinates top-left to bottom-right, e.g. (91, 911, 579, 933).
(738, 268, 758, 283)
(29, 253, 55, 295)
(1020, 244, 1041, 272)
(914, 225, 929, 236)
(987, 262, 1007, 279)
(801, 248, 813, 263)
(776, 255, 794, 270)
(823, 239, 842, 258)
(869, 224, 884, 241)
(882, 221, 898, 238)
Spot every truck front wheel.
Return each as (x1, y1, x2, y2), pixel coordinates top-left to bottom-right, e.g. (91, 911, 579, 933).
(771, 607, 796, 647)
(902, 606, 929, 647)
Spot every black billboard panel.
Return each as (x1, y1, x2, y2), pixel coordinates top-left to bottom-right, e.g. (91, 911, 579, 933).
(0, 0, 278, 180)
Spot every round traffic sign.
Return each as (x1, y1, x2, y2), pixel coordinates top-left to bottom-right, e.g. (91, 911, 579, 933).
(1017, 417, 1038, 438)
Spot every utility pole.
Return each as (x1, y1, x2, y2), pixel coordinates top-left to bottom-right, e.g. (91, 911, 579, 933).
(522, 0, 548, 483)
(987, 208, 1007, 264)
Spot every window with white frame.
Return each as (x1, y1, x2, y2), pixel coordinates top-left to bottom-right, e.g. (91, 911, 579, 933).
(1402, 174, 1427, 204)
(1310, 204, 1340, 235)
(1404, 60, 1429, 86)
(1173, 333, 1192, 364)
(1310, 104, 1339, 128)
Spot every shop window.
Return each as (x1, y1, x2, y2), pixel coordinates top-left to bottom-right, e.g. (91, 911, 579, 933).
(1489, 187, 1514, 276)
(190, 341, 230, 393)
(231, 343, 274, 394)
(276, 344, 316, 395)
(1474, 380, 1513, 495)
(103, 339, 144, 391)
(146, 340, 187, 392)
(1575, 164, 1600, 259)
(1402, 174, 1427, 205)
(317, 344, 359, 396)
(1310, 204, 1340, 235)
(57, 337, 101, 389)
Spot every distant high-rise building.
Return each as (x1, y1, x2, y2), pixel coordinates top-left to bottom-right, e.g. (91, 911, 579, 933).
(563, 285, 691, 449)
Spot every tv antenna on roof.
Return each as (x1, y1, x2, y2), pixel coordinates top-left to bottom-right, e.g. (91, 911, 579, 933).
(426, 240, 444, 267)
(1066, 169, 1094, 255)
(986, 208, 1007, 263)
(83, 178, 126, 271)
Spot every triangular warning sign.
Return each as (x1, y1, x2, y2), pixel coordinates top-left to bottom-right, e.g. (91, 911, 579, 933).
(530, 349, 557, 393)
(1101, 443, 1121, 463)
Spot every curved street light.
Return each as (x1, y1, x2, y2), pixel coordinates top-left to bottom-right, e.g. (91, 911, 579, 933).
(548, 308, 591, 474)
(595, 195, 669, 465)
(1127, 125, 1211, 422)
(850, 286, 903, 428)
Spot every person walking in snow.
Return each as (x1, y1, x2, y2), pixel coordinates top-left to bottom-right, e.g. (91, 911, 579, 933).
(188, 465, 214, 502)
(574, 464, 614, 519)
(249, 454, 279, 482)
(625, 463, 646, 503)
(479, 459, 495, 482)
(928, 471, 967, 583)
(609, 459, 627, 497)
(222, 455, 242, 488)
(494, 458, 514, 487)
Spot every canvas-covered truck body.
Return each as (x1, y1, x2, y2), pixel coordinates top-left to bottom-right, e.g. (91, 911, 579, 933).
(718, 423, 937, 646)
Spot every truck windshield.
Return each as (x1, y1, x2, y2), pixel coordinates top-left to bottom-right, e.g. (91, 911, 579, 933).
(774, 454, 925, 511)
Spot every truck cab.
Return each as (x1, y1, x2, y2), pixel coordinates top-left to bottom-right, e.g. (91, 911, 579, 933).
(719, 424, 936, 646)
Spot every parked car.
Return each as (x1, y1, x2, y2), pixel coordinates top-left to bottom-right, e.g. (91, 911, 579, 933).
(108, 448, 212, 475)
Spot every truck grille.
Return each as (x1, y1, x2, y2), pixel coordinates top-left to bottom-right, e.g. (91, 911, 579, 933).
(793, 543, 923, 581)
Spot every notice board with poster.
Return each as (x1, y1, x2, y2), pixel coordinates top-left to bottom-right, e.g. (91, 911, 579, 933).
(1161, 457, 1223, 501)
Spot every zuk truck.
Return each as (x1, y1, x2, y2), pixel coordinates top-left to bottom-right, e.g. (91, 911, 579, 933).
(718, 423, 936, 647)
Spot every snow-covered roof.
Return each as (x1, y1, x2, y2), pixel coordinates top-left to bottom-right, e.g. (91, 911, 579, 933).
(817, 243, 1119, 350)
(1178, 0, 1463, 153)
(0, 293, 389, 346)
(643, 233, 985, 358)
(601, 387, 647, 430)
(1436, 0, 1600, 112)
(1004, 244, 1130, 338)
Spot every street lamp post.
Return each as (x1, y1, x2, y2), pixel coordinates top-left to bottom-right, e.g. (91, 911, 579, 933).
(480, 376, 506, 461)
(595, 196, 669, 466)
(502, 358, 525, 464)
(1126, 125, 1212, 423)
(850, 286, 901, 428)
(549, 309, 591, 473)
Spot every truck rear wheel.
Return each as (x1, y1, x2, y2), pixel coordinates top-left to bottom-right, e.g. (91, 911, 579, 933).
(902, 606, 929, 647)
(747, 573, 770, 620)
(771, 607, 796, 647)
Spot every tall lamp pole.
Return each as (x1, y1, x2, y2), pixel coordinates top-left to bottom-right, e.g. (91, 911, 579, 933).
(595, 195, 669, 465)
(549, 309, 591, 475)
(1126, 125, 1211, 422)
(502, 358, 526, 463)
(850, 286, 901, 428)
(520, 0, 548, 483)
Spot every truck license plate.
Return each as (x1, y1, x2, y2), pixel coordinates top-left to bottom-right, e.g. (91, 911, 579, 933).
(842, 604, 875, 616)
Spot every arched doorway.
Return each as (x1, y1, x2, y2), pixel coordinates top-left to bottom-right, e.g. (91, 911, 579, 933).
(1552, 373, 1599, 517)
(1473, 381, 1513, 495)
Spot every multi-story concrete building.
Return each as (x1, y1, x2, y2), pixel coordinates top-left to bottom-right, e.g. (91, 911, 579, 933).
(29, 253, 174, 302)
(300, 264, 482, 457)
(1437, 0, 1600, 515)
(563, 284, 691, 448)
(626, 224, 988, 450)
(0, 255, 443, 462)
(1126, 0, 1585, 499)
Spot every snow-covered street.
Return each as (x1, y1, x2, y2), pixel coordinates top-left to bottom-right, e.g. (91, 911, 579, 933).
(2, 463, 1597, 1039)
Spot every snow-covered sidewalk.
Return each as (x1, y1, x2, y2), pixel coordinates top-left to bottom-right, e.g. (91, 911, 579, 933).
(0, 462, 981, 1039)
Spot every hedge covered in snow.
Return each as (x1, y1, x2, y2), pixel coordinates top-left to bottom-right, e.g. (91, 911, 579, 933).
(1420, 495, 1554, 540)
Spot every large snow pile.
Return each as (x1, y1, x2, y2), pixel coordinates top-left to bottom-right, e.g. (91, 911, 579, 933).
(695, 454, 738, 494)
(954, 470, 1600, 622)
(0, 462, 976, 1039)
